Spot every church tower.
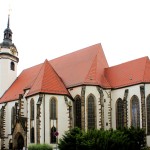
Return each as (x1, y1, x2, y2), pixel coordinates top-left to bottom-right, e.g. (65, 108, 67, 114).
(0, 15, 19, 97)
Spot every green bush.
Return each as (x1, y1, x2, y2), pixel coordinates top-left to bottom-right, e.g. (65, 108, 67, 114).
(58, 127, 146, 150)
(28, 144, 53, 150)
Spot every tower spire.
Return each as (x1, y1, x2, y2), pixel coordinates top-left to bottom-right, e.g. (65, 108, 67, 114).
(7, 14, 10, 28)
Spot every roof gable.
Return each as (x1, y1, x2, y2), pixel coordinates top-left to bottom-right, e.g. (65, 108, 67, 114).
(27, 59, 69, 96)
(50, 43, 109, 87)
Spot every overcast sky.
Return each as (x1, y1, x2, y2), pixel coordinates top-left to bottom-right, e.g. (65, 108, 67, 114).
(0, 0, 150, 75)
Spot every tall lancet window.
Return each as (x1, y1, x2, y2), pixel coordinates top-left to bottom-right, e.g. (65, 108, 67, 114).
(30, 99, 34, 120)
(50, 98, 57, 144)
(147, 95, 150, 134)
(74, 96, 81, 128)
(116, 98, 124, 129)
(87, 95, 96, 129)
(131, 95, 140, 128)
(11, 106, 16, 132)
(50, 98, 56, 120)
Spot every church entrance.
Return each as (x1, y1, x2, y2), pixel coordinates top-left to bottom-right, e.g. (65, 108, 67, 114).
(17, 135, 24, 149)
(13, 132, 25, 150)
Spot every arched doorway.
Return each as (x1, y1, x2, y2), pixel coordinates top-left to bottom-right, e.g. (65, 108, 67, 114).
(13, 132, 24, 150)
(17, 135, 24, 149)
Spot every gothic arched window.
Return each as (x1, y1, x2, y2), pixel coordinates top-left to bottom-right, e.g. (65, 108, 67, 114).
(147, 95, 150, 134)
(50, 98, 56, 120)
(30, 99, 34, 120)
(10, 62, 15, 71)
(30, 127, 35, 143)
(74, 96, 81, 128)
(87, 95, 96, 129)
(116, 98, 124, 129)
(131, 95, 140, 128)
(11, 106, 16, 132)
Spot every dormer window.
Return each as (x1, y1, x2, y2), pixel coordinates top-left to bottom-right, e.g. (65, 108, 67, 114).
(10, 61, 15, 71)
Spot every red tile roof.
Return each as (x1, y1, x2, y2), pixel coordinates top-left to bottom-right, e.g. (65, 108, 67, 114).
(105, 56, 149, 88)
(27, 59, 69, 96)
(1, 43, 150, 103)
(0, 64, 42, 103)
(0, 43, 108, 103)
(50, 43, 110, 88)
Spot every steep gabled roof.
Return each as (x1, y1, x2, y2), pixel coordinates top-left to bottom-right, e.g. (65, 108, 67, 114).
(2, 43, 150, 103)
(27, 59, 69, 96)
(105, 56, 149, 88)
(0, 43, 109, 103)
(50, 43, 110, 88)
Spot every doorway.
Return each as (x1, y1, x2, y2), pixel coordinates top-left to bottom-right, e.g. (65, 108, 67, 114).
(17, 134, 24, 150)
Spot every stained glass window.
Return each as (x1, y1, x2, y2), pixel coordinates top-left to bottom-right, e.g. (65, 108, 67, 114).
(30, 99, 34, 120)
(116, 98, 124, 129)
(88, 95, 95, 129)
(131, 95, 140, 128)
(11, 106, 16, 132)
(50, 98, 56, 119)
(75, 96, 81, 128)
(147, 95, 150, 134)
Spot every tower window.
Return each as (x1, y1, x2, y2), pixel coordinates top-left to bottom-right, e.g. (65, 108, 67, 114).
(10, 62, 15, 71)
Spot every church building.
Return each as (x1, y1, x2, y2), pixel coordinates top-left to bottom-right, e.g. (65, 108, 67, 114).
(0, 16, 150, 149)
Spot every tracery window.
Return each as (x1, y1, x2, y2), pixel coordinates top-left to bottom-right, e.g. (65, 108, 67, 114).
(116, 98, 124, 129)
(10, 62, 15, 71)
(147, 95, 150, 134)
(74, 96, 81, 128)
(50, 98, 56, 119)
(87, 95, 96, 129)
(131, 95, 140, 128)
(30, 99, 34, 120)
(30, 127, 35, 143)
(11, 106, 16, 132)
(50, 98, 57, 144)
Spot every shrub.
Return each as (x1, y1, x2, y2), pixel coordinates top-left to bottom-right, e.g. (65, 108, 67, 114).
(58, 127, 146, 150)
(28, 144, 53, 150)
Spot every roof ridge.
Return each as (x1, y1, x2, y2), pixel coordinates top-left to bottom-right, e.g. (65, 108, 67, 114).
(84, 54, 98, 83)
(30, 61, 46, 91)
(109, 56, 149, 68)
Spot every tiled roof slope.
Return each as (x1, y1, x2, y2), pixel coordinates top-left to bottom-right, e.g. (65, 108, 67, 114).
(50, 43, 110, 88)
(27, 59, 69, 96)
(0, 63, 43, 103)
(105, 56, 149, 88)
(0, 43, 108, 103)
